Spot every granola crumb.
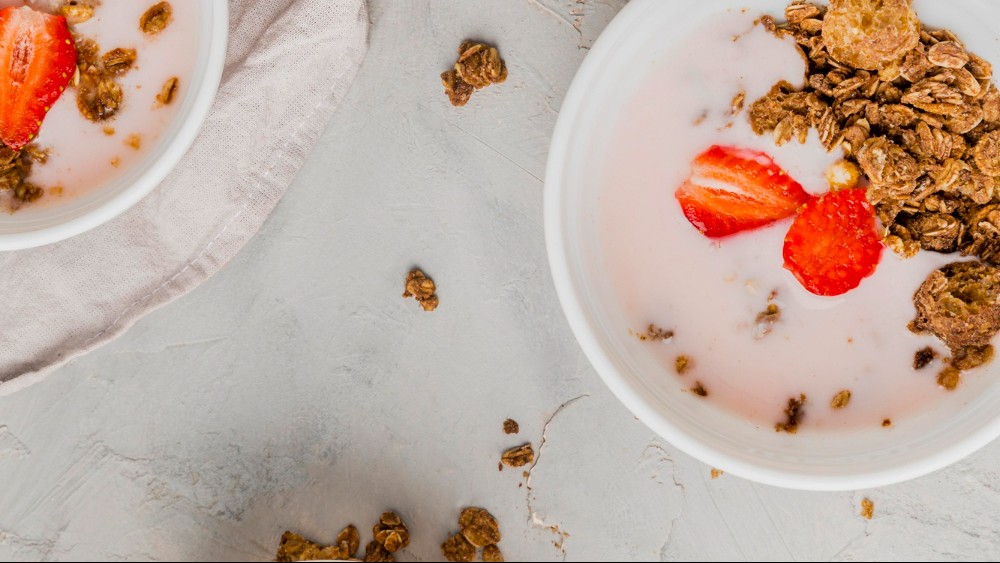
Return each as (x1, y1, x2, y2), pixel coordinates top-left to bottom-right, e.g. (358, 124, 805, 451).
(937, 366, 961, 390)
(882, 418, 893, 427)
(140, 2, 173, 35)
(755, 291, 781, 339)
(442, 40, 506, 107)
(110, 156, 121, 167)
(373, 511, 410, 554)
(913, 347, 937, 370)
(775, 394, 807, 434)
(860, 498, 875, 520)
(731, 90, 746, 115)
(483, 544, 505, 563)
(402, 268, 439, 312)
(675, 355, 691, 375)
(102, 126, 115, 136)
(122, 134, 141, 150)
(831, 389, 852, 409)
(502, 418, 519, 435)
(691, 382, 708, 397)
(710, 468, 724, 479)
(500, 443, 534, 468)
(441, 533, 475, 562)
(156, 77, 179, 107)
(633, 323, 674, 342)
(693, 110, 708, 125)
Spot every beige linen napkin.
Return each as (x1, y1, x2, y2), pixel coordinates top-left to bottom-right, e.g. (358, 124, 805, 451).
(0, 0, 369, 393)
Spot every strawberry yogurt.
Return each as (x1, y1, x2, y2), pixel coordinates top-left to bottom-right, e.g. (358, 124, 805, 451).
(1, 0, 199, 207)
(600, 9, 976, 431)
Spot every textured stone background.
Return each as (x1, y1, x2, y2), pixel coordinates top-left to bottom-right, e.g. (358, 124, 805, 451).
(1, 1, 999, 560)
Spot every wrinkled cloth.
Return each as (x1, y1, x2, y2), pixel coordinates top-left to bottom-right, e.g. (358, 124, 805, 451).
(0, 0, 369, 393)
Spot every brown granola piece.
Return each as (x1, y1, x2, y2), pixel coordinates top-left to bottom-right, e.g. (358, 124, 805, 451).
(635, 324, 674, 342)
(691, 382, 708, 397)
(102, 48, 136, 76)
(913, 347, 937, 369)
(821, 0, 920, 70)
(710, 468, 724, 479)
(674, 355, 691, 375)
(459, 507, 502, 548)
(951, 344, 995, 370)
(775, 394, 807, 434)
(77, 71, 123, 122)
(831, 390, 852, 409)
(61, 1, 97, 24)
(937, 366, 961, 390)
(402, 268, 439, 311)
(124, 134, 142, 150)
(441, 70, 474, 107)
(455, 41, 507, 89)
(501, 444, 534, 468)
(156, 77, 180, 106)
(336, 525, 360, 557)
(364, 540, 394, 562)
(928, 42, 971, 70)
(441, 533, 475, 563)
(910, 262, 1000, 352)
(882, 418, 893, 427)
(275, 531, 346, 562)
(140, 2, 173, 35)
(483, 544, 505, 563)
(860, 498, 875, 519)
(373, 512, 409, 554)
(503, 418, 519, 435)
(731, 90, 746, 115)
(755, 291, 781, 339)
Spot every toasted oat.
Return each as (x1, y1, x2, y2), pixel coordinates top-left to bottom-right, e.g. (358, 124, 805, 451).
(442, 70, 474, 107)
(675, 355, 691, 375)
(102, 48, 136, 76)
(691, 382, 708, 397)
(61, 1, 97, 24)
(825, 160, 861, 190)
(503, 418, 519, 435)
(482, 544, 505, 563)
(77, 72, 123, 122)
(500, 444, 534, 468)
(156, 77, 179, 106)
(403, 268, 439, 311)
(831, 390, 852, 409)
(710, 468, 724, 479)
(634, 323, 674, 342)
(364, 540, 393, 562)
(937, 366, 962, 390)
(860, 498, 875, 519)
(459, 507, 501, 548)
(140, 2, 173, 35)
(336, 525, 360, 557)
(274, 531, 347, 562)
(914, 347, 937, 369)
(775, 394, 807, 434)
(441, 533, 475, 563)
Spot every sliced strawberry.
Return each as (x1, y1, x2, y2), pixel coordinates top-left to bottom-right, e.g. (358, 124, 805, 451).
(675, 145, 813, 238)
(0, 6, 76, 150)
(783, 188, 883, 297)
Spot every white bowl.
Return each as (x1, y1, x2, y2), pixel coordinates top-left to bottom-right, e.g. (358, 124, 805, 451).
(0, 1, 228, 251)
(545, 0, 1000, 491)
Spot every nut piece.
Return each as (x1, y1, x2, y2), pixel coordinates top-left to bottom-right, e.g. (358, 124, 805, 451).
(459, 507, 502, 548)
(500, 443, 534, 468)
(483, 544, 505, 563)
(275, 531, 346, 562)
(373, 511, 409, 554)
(831, 390, 852, 409)
(61, 1, 96, 25)
(441, 533, 475, 563)
(156, 77, 180, 106)
(825, 160, 862, 191)
(503, 418, 519, 435)
(821, 0, 920, 70)
(403, 268, 439, 311)
(140, 1, 173, 35)
(102, 48, 136, 76)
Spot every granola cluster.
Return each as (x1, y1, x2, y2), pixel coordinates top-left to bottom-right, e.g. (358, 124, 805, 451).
(751, 1, 1000, 264)
(74, 37, 127, 122)
(274, 512, 409, 563)
(0, 144, 46, 208)
(403, 269, 439, 311)
(441, 41, 508, 107)
(441, 508, 504, 563)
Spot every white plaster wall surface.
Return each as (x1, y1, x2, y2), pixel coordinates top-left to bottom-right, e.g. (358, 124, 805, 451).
(1, 1, 999, 561)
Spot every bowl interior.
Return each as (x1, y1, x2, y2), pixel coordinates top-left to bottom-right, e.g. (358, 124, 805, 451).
(546, 0, 1000, 490)
(0, 1, 226, 250)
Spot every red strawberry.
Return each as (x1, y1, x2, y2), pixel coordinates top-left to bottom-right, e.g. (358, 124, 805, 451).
(675, 145, 813, 238)
(783, 188, 883, 297)
(0, 6, 76, 150)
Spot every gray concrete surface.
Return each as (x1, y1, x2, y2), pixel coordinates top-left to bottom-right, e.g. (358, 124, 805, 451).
(1, 1, 999, 561)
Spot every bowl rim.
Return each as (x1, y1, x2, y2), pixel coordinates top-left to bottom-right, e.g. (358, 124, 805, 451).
(543, 0, 1000, 491)
(0, 1, 229, 251)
